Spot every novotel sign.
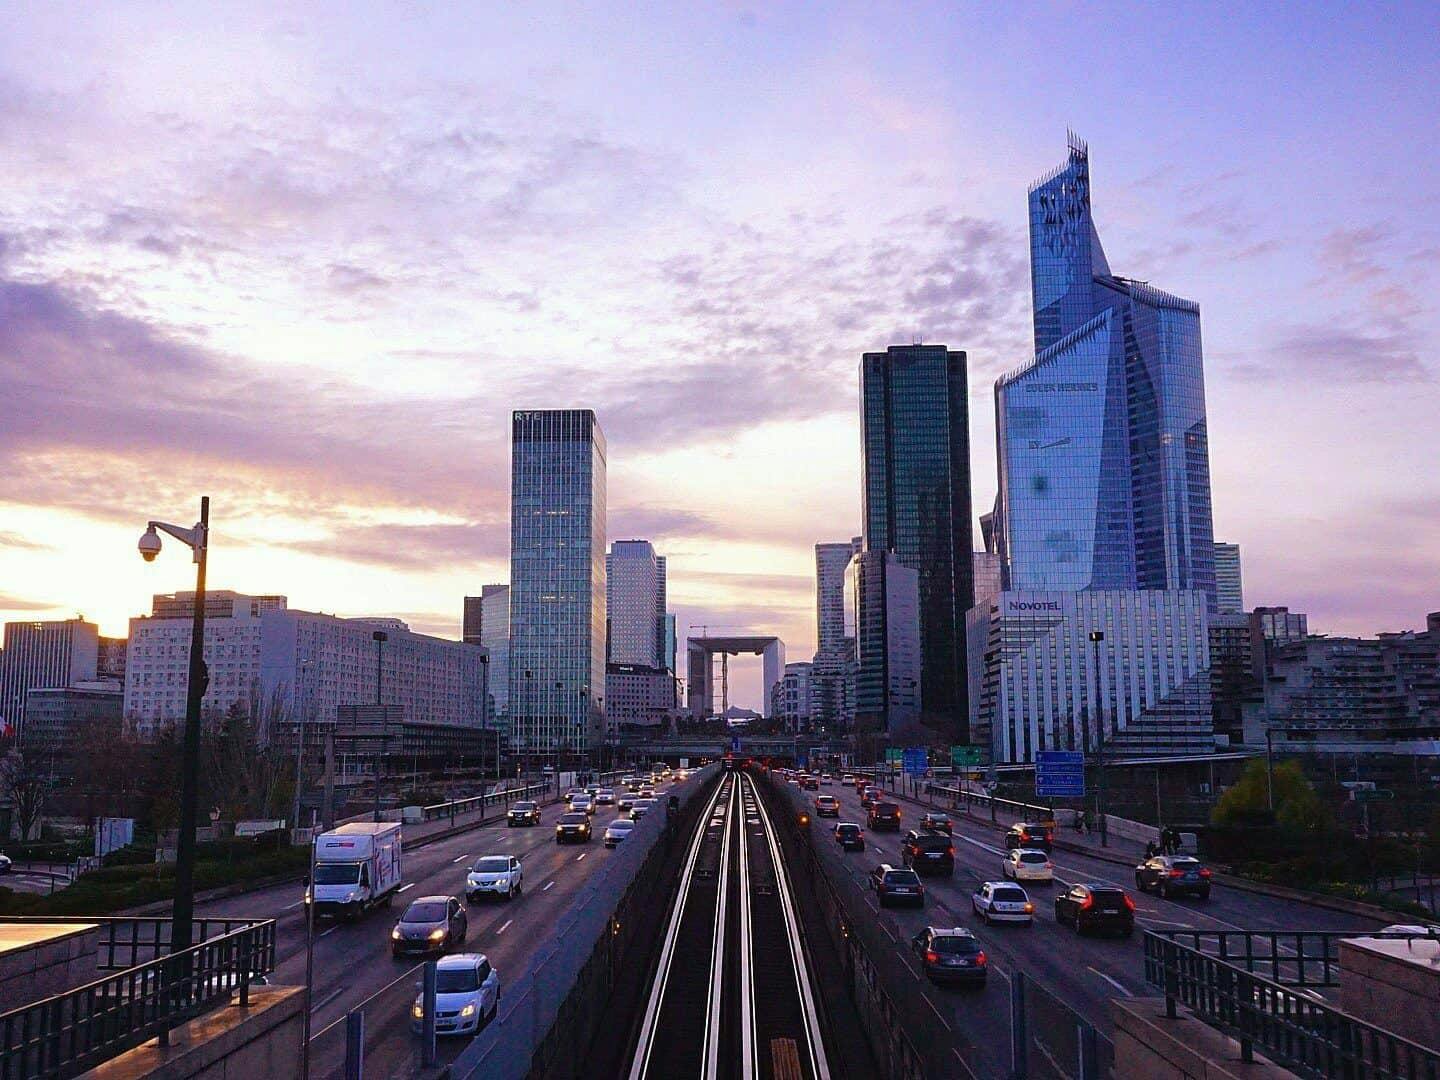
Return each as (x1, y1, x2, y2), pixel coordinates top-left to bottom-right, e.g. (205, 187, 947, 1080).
(1006, 599, 1063, 613)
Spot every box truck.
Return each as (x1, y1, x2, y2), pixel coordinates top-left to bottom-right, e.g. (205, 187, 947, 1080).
(306, 821, 403, 919)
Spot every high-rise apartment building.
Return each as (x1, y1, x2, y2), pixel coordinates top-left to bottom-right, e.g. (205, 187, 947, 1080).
(846, 551, 921, 734)
(508, 409, 607, 758)
(462, 596, 484, 645)
(606, 540, 665, 668)
(1213, 543, 1243, 613)
(478, 585, 510, 721)
(0, 618, 100, 737)
(994, 135, 1216, 607)
(860, 344, 974, 740)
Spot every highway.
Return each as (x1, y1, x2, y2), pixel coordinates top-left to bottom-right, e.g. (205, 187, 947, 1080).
(784, 772, 1389, 1080)
(195, 774, 693, 1077)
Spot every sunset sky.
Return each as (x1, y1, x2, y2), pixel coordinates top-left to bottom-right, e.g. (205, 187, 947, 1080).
(2, 3, 1437, 707)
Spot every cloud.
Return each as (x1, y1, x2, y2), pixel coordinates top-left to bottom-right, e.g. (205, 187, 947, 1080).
(608, 506, 718, 541)
(0, 592, 55, 611)
(1234, 324, 1429, 384)
(283, 522, 509, 570)
(0, 531, 49, 551)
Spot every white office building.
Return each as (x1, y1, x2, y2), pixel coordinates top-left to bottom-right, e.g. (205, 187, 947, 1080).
(967, 590, 1212, 763)
(1213, 543, 1244, 614)
(606, 540, 665, 668)
(0, 618, 100, 737)
(478, 584, 510, 721)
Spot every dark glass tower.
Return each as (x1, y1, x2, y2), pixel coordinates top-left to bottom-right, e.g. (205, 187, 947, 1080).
(860, 344, 974, 741)
(996, 135, 1216, 605)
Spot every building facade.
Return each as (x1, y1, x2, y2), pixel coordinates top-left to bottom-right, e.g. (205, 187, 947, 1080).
(815, 538, 862, 657)
(0, 618, 101, 737)
(860, 344, 974, 739)
(462, 596, 484, 645)
(772, 661, 814, 731)
(603, 662, 674, 731)
(21, 683, 123, 776)
(847, 551, 921, 735)
(994, 135, 1216, 608)
(508, 409, 607, 758)
(973, 551, 1003, 616)
(968, 590, 1213, 763)
(606, 540, 666, 668)
(478, 585, 510, 721)
(1213, 543, 1243, 614)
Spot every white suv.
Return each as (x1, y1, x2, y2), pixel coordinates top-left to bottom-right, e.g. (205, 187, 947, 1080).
(412, 953, 500, 1036)
(466, 855, 523, 901)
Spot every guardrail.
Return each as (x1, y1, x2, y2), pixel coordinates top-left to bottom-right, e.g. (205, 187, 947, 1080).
(1146, 927, 1440, 990)
(0, 917, 277, 1080)
(1142, 930, 1440, 1079)
(0, 916, 275, 974)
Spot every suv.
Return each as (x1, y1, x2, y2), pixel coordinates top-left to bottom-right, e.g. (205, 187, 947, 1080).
(814, 794, 840, 817)
(920, 812, 952, 834)
(1005, 821, 1055, 851)
(868, 802, 902, 831)
(869, 864, 926, 907)
(1135, 855, 1212, 899)
(910, 927, 986, 984)
(901, 830, 954, 875)
(1055, 883, 1135, 937)
(555, 813, 592, 844)
(834, 823, 865, 851)
(465, 855, 523, 902)
(506, 801, 540, 827)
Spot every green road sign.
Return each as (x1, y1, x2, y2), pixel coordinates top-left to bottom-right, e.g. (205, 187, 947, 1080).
(1354, 789, 1396, 802)
(951, 745, 983, 766)
(885, 748, 903, 763)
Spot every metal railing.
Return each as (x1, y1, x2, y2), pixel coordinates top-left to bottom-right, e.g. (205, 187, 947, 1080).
(1142, 930, 1440, 1080)
(1145, 928, 1440, 989)
(0, 918, 277, 1080)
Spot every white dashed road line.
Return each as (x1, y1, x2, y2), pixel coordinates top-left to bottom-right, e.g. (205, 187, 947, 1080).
(543, 880, 556, 891)
(452, 854, 470, 864)
(1088, 967, 1133, 996)
(496, 919, 513, 935)
(576, 852, 587, 861)
(397, 882, 415, 894)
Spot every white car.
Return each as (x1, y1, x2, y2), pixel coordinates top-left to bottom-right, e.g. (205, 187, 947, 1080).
(972, 881, 1035, 925)
(604, 819, 636, 847)
(0, 853, 11, 874)
(411, 953, 500, 1036)
(595, 788, 616, 805)
(571, 795, 596, 816)
(466, 855, 523, 901)
(1003, 848, 1054, 883)
(630, 798, 657, 819)
(563, 789, 585, 806)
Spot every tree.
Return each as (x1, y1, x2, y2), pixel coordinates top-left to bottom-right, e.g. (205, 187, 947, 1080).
(1, 739, 53, 841)
(1211, 759, 1328, 829)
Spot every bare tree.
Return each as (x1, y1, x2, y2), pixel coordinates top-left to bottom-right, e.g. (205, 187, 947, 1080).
(1, 738, 53, 841)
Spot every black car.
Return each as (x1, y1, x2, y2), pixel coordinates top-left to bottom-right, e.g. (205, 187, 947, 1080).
(910, 926, 987, 984)
(554, 812, 592, 844)
(868, 802, 902, 831)
(1135, 855, 1212, 899)
(869, 864, 925, 907)
(834, 823, 866, 851)
(1054, 883, 1135, 936)
(507, 801, 540, 827)
(901, 830, 955, 876)
(920, 812, 952, 835)
(1005, 821, 1054, 851)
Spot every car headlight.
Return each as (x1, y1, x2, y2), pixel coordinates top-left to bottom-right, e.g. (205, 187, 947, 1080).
(460, 1002, 476, 1017)
(467, 875, 479, 885)
(392, 928, 402, 940)
(412, 1003, 423, 1019)
(428, 928, 447, 941)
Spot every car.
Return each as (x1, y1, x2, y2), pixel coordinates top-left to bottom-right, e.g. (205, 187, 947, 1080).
(972, 881, 1035, 925)
(622, 776, 640, 792)
(860, 789, 881, 811)
(585, 785, 599, 797)
(1134, 855, 1212, 899)
(563, 789, 585, 807)
(818, 774, 833, 786)
(604, 819, 636, 847)
(1054, 883, 1135, 937)
(910, 926, 987, 984)
(617, 791, 636, 812)
(506, 801, 540, 827)
(466, 855, 523, 902)
(834, 823, 866, 851)
(638, 787, 655, 800)
(0, 853, 11, 874)
(630, 797, 657, 819)
(571, 795, 596, 816)
(801, 776, 820, 791)
(814, 794, 840, 817)
(868, 802, 902, 831)
(595, 788, 616, 805)
(410, 953, 500, 1036)
(901, 830, 955, 875)
(555, 813, 592, 844)
(840, 772, 855, 784)
(1003, 849, 1054, 883)
(1005, 821, 1055, 851)
(869, 864, 926, 907)
(920, 812, 952, 835)
(392, 895, 467, 956)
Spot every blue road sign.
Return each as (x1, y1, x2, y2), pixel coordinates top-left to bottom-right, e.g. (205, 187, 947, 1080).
(902, 747, 929, 777)
(1035, 750, 1085, 798)
(731, 735, 742, 753)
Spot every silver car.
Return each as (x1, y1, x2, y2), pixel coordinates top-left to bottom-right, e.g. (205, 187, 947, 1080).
(630, 797, 657, 820)
(392, 896, 467, 956)
(604, 819, 636, 847)
(411, 953, 500, 1036)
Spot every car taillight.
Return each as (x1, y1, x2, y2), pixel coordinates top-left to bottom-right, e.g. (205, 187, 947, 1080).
(1168, 869, 1184, 878)
(975, 951, 987, 966)
(1123, 893, 1136, 912)
(1079, 894, 1095, 911)
(947, 846, 956, 857)
(1020, 831, 1030, 842)
(925, 950, 939, 963)
(1024, 902, 1034, 913)
(1199, 868, 1212, 878)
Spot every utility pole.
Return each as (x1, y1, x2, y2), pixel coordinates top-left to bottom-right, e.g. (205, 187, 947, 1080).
(372, 630, 388, 823)
(1089, 630, 1108, 847)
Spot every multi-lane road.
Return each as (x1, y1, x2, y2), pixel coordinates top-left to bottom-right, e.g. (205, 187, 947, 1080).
(787, 774, 1389, 1079)
(195, 775, 690, 1076)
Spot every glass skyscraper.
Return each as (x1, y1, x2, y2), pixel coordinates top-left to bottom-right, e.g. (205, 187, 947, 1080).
(994, 134, 1216, 606)
(860, 344, 974, 739)
(508, 409, 607, 759)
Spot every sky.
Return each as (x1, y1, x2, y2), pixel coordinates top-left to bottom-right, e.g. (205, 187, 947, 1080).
(1, 2, 1437, 709)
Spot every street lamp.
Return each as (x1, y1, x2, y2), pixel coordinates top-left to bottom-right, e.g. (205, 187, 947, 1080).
(1088, 630, 1109, 848)
(292, 658, 313, 835)
(137, 497, 209, 955)
(372, 631, 388, 822)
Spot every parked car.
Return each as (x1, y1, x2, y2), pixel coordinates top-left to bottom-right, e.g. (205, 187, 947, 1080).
(1003, 849, 1054, 883)
(1134, 855, 1212, 899)
(1054, 883, 1135, 937)
(392, 895, 468, 956)
(972, 882, 1034, 925)
(834, 823, 866, 851)
(507, 801, 540, 827)
(868, 802, 902, 831)
(901, 830, 955, 875)
(869, 864, 926, 907)
(410, 953, 500, 1037)
(910, 926, 987, 984)
(1005, 821, 1055, 851)
(814, 794, 840, 817)
(604, 819, 636, 847)
(920, 812, 952, 834)
(465, 855, 523, 902)
(555, 813, 592, 844)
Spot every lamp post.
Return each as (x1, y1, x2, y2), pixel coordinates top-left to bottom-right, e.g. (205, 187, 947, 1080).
(137, 497, 209, 955)
(372, 630, 388, 822)
(292, 658, 313, 835)
(1088, 630, 1109, 848)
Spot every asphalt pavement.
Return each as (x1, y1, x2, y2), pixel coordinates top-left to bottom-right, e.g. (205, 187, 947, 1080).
(793, 776, 1387, 1080)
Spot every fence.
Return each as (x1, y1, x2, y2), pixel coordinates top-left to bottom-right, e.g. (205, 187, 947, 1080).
(1145, 927, 1440, 990)
(0, 917, 277, 1080)
(1142, 930, 1440, 1080)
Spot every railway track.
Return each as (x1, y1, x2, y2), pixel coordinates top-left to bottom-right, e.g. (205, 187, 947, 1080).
(628, 770, 831, 1080)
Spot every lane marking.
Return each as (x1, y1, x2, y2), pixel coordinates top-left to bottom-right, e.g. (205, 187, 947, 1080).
(452, 854, 470, 864)
(496, 919, 513, 935)
(543, 880, 556, 891)
(576, 852, 587, 861)
(310, 986, 344, 1013)
(319, 926, 338, 939)
(282, 899, 305, 910)
(1087, 967, 1133, 997)
(397, 883, 415, 894)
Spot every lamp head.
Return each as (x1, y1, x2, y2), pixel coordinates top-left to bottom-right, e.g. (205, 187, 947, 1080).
(138, 526, 162, 563)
